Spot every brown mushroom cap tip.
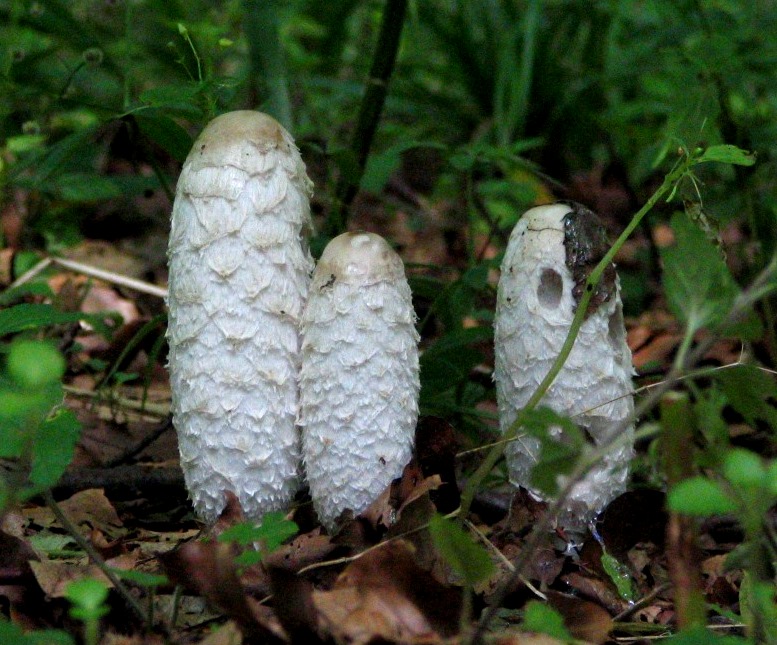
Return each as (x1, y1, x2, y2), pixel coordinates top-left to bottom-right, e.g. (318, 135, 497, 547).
(314, 231, 405, 285)
(190, 111, 289, 160)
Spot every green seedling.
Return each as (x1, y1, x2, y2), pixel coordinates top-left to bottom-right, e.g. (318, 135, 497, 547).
(65, 578, 109, 645)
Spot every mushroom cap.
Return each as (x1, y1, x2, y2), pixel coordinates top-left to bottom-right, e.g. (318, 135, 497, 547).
(312, 231, 405, 287)
(518, 202, 573, 231)
(188, 111, 288, 165)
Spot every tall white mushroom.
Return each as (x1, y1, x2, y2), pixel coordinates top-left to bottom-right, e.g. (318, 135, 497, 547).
(300, 232, 420, 531)
(167, 111, 314, 524)
(494, 202, 634, 527)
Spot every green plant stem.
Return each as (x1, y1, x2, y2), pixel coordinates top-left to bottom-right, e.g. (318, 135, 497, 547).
(43, 490, 149, 627)
(457, 152, 697, 526)
(329, 0, 408, 236)
(471, 257, 777, 644)
(242, 0, 293, 129)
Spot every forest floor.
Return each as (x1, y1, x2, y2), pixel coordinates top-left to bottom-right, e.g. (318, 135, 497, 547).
(0, 187, 758, 644)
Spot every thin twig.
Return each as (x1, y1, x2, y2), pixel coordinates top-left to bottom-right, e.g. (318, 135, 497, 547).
(50, 257, 168, 298)
(64, 385, 170, 417)
(43, 490, 151, 628)
(464, 519, 546, 601)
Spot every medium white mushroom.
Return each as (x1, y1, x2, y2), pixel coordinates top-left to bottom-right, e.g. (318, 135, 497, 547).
(494, 202, 634, 527)
(167, 110, 314, 524)
(299, 232, 420, 531)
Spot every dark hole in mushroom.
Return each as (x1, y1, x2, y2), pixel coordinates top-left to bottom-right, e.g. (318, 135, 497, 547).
(537, 268, 563, 308)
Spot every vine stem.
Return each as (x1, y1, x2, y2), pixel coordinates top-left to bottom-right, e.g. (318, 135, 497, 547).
(457, 152, 697, 526)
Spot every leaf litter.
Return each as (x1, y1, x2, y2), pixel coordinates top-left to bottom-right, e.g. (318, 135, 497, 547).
(0, 209, 766, 644)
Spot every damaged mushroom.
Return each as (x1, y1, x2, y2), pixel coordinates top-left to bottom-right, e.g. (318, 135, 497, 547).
(299, 232, 420, 531)
(493, 202, 635, 527)
(167, 111, 314, 524)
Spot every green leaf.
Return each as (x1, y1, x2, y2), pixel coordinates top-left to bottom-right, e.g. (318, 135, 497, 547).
(715, 364, 777, 430)
(0, 282, 54, 307)
(138, 85, 204, 118)
(108, 568, 168, 588)
(29, 409, 82, 489)
(739, 573, 777, 644)
(218, 512, 298, 555)
(723, 448, 766, 491)
(7, 340, 65, 389)
(428, 514, 495, 586)
(667, 477, 737, 516)
(53, 173, 122, 202)
(361, 141, 444, 193)
(29, 532, 77, 556)
(0, 303, 117, 338)
(662, 624, 749, 644)
(0, 620, 75, 645)
(601, 552, 637, 602)
(522, 601, 573, 640)
(420, 327, 490, 397)
(660, 212, 740, 335)
(697, 144, 756, 167)
(523, 407, 584, 496)
(65, 578, 110, 619)
(134, 113, 193, 163)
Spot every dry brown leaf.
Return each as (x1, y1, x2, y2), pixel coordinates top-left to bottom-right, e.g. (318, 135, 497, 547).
(546, 590, 613, 644)
(315, 585, 437, 645)
(25, 489, 125, 539)
(197, 620, 244, 645)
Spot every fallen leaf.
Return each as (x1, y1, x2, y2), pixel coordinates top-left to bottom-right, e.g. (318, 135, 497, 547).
(546, 590, 613, 644)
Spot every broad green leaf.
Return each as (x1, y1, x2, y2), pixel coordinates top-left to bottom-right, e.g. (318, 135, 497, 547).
(218, 512, 298, 554)
(0, 303, 118, 338)
(7, 340, 65, 389)
(53, 173, 122, 202)
(715, 364, 777, 430)
(723, 448, 766, 491)
(428, 514, 495, 586)
(0, 282, 54, 307)
(667, 477, 737, 516)
(660, 212, 740, 335)
(134, 113, 193, 163)
(697, 144, 756, 166)
(29, 409, 82, 489)
(522, 601, 572, 640)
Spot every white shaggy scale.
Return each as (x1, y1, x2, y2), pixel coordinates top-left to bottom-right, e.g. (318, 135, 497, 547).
(494, 203, 635, 527)
(167, 111, 314, 524)
(300, 233, 420, 531)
